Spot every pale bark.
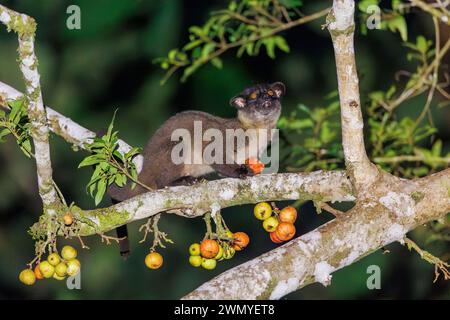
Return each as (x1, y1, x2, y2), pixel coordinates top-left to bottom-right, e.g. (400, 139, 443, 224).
(0, 5, 58, 206)
(72, 171, 354, 235)
(327, 0, 379, 192)
(184, 169, 450, 299)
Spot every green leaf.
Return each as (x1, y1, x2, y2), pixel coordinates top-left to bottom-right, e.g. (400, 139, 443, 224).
(115, 174, 126, 187)
(201, 43, 216, 59)
(106, 109, 119, 141)
(181, 63, 201, 82)
(19, 139, 32, 158)
(95, 179, 107, 206)
(183, 39, 203, 51)
(274, 36, 290, 53)
(416, 35, 429, 54)
(210, 57, 223, 69)
(386, 16, 408, 42)
(263, 38, 276, 59)
(0, 128, 11, 141)
(431, 140, 442, 157)
(78, 155, 104, 168)
(228, 1, 237, 11)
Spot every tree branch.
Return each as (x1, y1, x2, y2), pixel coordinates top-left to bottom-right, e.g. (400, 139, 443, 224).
(183, 169, 450, 299)
(327, 0, 379, 191)
(69, 171, 354, 236)
(0, 5, 58, 206)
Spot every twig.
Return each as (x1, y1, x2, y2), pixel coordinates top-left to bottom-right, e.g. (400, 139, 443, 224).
(77, 235, 90, 249)
(404, 237, 450, 282)
(320, 202, 344, 217)
(99, 233, 125, 245)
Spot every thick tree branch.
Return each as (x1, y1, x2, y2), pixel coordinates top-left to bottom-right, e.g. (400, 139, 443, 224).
(67, 171, 354, 236)
(183, 169, 450, 299)
(0, 5, 59, 206)
(327, 0, 379, 191)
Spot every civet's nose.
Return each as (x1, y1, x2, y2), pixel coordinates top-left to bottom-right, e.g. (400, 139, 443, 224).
(263, 101, 271, 108)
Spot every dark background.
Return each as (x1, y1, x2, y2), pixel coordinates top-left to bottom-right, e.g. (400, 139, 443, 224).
(0, 0, 449, 299)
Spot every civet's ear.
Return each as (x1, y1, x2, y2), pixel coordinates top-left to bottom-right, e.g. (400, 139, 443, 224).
(270, 82, 286, 98)
(230, 96, 246, 109)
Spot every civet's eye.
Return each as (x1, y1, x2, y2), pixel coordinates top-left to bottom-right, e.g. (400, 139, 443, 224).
(267, 90, 274, 96)
(249, 92, 258, 99)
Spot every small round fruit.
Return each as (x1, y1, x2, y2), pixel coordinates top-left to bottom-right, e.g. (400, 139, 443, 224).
(270, 231, 283, 244)
(263, 216, 279, 232)
(39, 261, 55, 278)
(63, 213, 73, 226)
(214, 245, 224, 260)
(145, 252, 163, 270)
(189, 255, 202, 267)
(53, 273, 65, 281)
(275, 222, 296, 241)
(246, 157, 265, 174)
(201, 258, 217, 270)
(47, 253, 61, 266)
(66, 259, 81, 276)
(233, 232, 250, 251)
(223, 246, 235, 260)
(61, 245, 77, 260)
(254, 202, 272, 220)
(55, 262, 68, 277)
(189, 243, 201, 256)
(200, 239, 220, 259)
(19, 269, 36, 285)
(34, 265, 44, 280)
(279, 206, 297, 224)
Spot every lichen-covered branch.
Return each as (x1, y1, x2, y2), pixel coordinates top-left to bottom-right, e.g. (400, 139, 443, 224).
(0, 81, 144, 172)
(67, 171, 354, 236)
(183, 169, 450, 300)
(327, 0, 379, 191)
(0, 5, 59, 206)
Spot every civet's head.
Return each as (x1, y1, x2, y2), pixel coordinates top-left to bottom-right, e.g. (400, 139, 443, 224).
(230, 82, 285, 128)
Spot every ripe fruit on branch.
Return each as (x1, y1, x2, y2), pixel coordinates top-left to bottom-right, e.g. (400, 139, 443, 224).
(270, 232, 283, 243)
(275, 222, 296, 241)
(254, 202, 272, 220)
(66, 259, 81, 276)
(47, 253, 61, 266)
(63, 213, 73, 226)
(189, 243, 201, 256)
(263, 216, 279, 232)
(214, 245, 224, 260)
(232, 232, 250, 251)
(189, 255, 202, 267)
(245, 157, 264, 174)
(201, 258, 217, 270)
(61, 246, 77, 260)
(55, 262, 68, 277)
(39, 261, 55, 278)
(19, 269, 36, 285)
(200, 239, 220, 258)
(53, 273, 65, 281)
(34, 265, 44, 280)
(223, 246, 235, 260)
(279, 206, 297, 224)
(145, 252, 163, 269)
